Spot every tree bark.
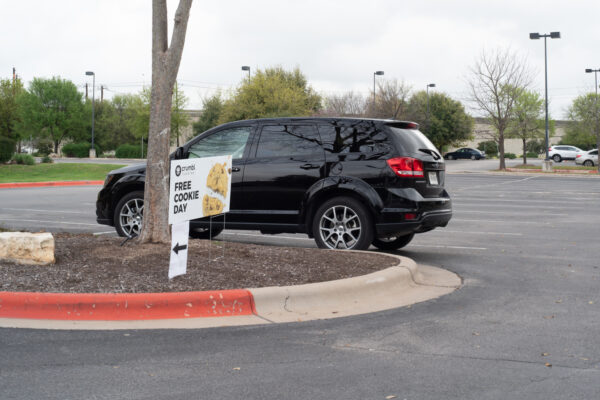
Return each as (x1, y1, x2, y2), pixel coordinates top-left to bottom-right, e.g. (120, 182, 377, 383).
(139, 0, 193, 244)
(522, 138, 527, 164)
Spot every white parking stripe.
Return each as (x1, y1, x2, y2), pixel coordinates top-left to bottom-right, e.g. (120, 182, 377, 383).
(1, 208, 89, 215)
(222, 232, 312, 241)
(455, 210, 569, 216)
(410, 244, 487, 250)
(433, 230, 523, 236)
(452, 218, 548, 225)
(0, 218, 100, 227)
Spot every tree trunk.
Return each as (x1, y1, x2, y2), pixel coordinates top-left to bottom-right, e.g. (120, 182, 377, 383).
(138, 0, 193, 244)
(522, 138, 527, 165)
(498, 131, 506, 170)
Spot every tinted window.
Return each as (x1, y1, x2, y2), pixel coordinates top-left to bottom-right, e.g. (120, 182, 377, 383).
(256, 125, 322, 157)
(590, 150, 598, 155)
(386, 126, 440, 155)
(188, 127, 251, 159)
(318, 121, 391, 154)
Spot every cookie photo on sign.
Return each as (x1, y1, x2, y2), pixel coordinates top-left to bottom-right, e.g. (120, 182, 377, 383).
(203, 194, 224, 216)
(206, 162, 229, 198)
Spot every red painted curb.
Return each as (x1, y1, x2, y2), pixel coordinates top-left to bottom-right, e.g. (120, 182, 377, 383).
(0, 290, 256, 321)
(0, 181, 104, 189)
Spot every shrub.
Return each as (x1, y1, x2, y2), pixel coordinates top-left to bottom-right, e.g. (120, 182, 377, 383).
(115, 144, 147, 159)
(526, 152, 538, 159)
(41, 155, 53, 163)
(0, 136, 16, 163)
(12, 153, 36, 165)
(36, 138, 54, 156)
(477, 141, 498, 158)
(526, 140, 545, 155)
(62, 142, 90, 158)
(504, 152, 517, 159)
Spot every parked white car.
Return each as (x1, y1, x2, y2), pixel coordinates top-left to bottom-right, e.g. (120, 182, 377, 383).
(548, 145, 583, 162)
(575, 149, 598, 166)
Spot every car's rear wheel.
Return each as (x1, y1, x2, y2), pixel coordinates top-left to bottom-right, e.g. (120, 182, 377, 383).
(189, 226, 224, 239)
(471, 155, 476, 160)
(552, 154, 562, 162)
(583, 160, 594, 166)
(114, 191, 144, 238)
(372, 233, 415, 250)
(447, 155, 454, 160)
(313, 197, 374, 250)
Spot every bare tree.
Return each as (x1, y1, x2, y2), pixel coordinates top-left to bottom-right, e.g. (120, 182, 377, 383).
(322, 91, 367, 117)
(139, 0, 193, 244)
(467, 48, 533, 169)
(369, 79, 412, 119)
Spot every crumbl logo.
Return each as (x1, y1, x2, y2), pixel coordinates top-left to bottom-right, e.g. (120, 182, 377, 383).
(175, 165, 182, 177)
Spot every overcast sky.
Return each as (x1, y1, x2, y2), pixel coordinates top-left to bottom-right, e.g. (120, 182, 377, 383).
(2, 0, 598, 119)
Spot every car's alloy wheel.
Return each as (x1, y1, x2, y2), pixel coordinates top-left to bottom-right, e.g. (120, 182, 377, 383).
(372, 233, 415, 250)
(448, 155, 454, 160)
(313, 197, 374, 250)
(471, 155, 476, 160)
(114, 191, 144, 238)
(583, 160, 594, 166)
(552, 154, 562, 162)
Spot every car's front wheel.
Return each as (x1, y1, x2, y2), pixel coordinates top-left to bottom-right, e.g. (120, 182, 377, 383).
(583, 160, 594, 167)
(114, 191, 144, 238)
(313, 197, 374, 250)
(447, 155, 454, 160)
(372, 233, 415, 250)
(552, 154, 562, 162)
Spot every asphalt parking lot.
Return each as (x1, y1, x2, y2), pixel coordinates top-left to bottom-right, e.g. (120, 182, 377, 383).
(1, 172, 599, 399)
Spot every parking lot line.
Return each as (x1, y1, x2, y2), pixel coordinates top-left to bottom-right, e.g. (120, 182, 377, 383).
(0, 207, 89, 215)
(436, 230, 523, 236)
(0, 218, 100, 227)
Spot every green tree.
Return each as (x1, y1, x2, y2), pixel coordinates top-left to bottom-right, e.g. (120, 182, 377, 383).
(0, 77, 25, 148)
(563, 93, 600, 156)
(171, 82, 189, 146)
(219, 66, 321, 123)
(193, 91, 224, 134)
(18, 77, 85, 153)
(506, 89, 547, 164)
(407, 91, 473, 151)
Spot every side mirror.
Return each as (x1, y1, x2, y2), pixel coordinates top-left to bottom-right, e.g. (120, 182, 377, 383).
(175, 147, 185, 160)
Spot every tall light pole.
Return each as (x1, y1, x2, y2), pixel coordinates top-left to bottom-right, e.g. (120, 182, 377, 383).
(426, 83, 436, 130)
(586, 68, 600, 172)
(241, 65, 250, 79)
(85, 71, 96, 158)
(529, 32, 560, 163)
(373, 71, 384, 113)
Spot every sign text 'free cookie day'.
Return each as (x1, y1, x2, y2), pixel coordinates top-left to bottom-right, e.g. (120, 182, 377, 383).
(168, 155, 233, 225)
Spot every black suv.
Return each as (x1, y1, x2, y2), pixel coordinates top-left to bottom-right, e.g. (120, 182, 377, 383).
(96, 118, 452, 250)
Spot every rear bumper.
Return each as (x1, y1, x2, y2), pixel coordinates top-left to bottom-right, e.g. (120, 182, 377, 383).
(375, 208, 452, 236)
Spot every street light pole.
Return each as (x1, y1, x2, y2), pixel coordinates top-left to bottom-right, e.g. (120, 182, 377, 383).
(373, 71, 384, 113)
(529, 32, 560, 164)
(586, 68, 600, 172)
(241, 65, 250, 79)
(426, 83, 436, 131)
(85, 71, 96, 158)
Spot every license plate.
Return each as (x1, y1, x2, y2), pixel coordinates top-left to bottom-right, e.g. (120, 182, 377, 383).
(428, 171, 438, 185)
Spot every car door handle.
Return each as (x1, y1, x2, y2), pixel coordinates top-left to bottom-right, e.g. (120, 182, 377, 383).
(231, 167, 241, 172)
(300, 164, 320, 170)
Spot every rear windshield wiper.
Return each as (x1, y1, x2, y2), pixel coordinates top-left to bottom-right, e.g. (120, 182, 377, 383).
(418, 148, 441, 160)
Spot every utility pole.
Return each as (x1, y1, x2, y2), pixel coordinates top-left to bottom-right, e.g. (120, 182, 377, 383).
(12, 67, 16, 95)
(100, 85, 104, 102)
(85, 83, 88, 100)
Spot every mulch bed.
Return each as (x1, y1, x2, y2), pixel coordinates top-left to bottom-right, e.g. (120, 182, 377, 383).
(0, 234, 397, 293)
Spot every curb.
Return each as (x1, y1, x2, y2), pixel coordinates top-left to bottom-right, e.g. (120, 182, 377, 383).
(0, 290, 255, 320)
(0, 181, 104, 189)
(0, 254, 461, 329)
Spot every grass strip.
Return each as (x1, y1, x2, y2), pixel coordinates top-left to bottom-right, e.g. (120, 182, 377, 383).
(0, 163, 126, 183)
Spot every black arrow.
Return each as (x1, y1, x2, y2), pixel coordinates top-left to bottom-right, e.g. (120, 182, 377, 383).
(172, 242, 188, 255)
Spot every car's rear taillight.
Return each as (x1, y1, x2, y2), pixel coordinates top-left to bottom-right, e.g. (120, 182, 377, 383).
(576, 154, 581, 158)
(386, 157, 424, 178)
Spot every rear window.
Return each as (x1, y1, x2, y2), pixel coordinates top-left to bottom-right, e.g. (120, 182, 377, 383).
(317, 121, 392, 155)
(385, 126, 441, 157)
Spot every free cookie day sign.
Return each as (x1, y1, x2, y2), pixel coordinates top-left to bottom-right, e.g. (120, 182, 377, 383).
(168, 155, 232, 225)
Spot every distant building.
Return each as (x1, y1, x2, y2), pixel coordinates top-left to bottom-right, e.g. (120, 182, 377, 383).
(451, 117, 569, 155)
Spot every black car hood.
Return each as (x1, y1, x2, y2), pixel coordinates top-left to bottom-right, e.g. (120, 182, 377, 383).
(109, 163, 147, 175)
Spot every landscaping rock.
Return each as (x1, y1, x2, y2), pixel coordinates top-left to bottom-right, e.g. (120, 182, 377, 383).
(0, 232, 55, 265)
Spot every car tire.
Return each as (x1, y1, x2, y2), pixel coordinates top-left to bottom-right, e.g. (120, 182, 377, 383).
(312, 196, 374, 250)
(552, 154, 562, 162)
(114, 191, 144, 238)
(372, 233, 415, 251)
(189, 226, 224, 239)
(583, 160, 594, 167)
(447, 155, 454, 160)
(471, 155, 476, 160)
